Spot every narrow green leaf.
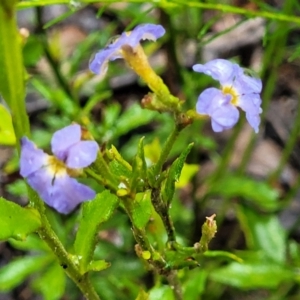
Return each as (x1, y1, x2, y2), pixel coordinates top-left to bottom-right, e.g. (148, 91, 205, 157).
(210, 174, 279, 211)
(210, 261, 294, 289)
(130, 137, 147, 193)
(0, 104, 16, 145)
(162, 143, 193, 204)
(32, 262, 66, 300)
(237, 205, 287, 263)
(204, 250, 243, 263)
(74, 190, 119, 274)
(0, 197, 41, 241)
(0, 255, 52, 291)
(131, 191, 152, 230)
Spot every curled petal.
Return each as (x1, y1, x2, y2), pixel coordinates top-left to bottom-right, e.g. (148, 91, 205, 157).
(89, 45, 121, 75)
(89, 23, 165, 75)
(65, 140, 99, 168)
(193, 59, 239, 85)
(51, 124, 81, 161)
(20, 137, 49, 178)
(126, 24, 165, 47)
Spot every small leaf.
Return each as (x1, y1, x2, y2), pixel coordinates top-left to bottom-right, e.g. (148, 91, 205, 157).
(210, 174, 279, 211)
(204, 250, 243, 263)
(88, 260, 110, 272)
(106, 145, 132, 179)
(162, 143, 193, 204)
(74, 190, 119, 274)
(130, 137, 147, 193)
(210, 261, 294, 289)
(144, 137, 161, 165)
(0, 255, 52, 291)
(32, 262, 65, 300)
(132, 191, 152, 230)
(0, 104, 16, 145)
(0, 197, 41, 241)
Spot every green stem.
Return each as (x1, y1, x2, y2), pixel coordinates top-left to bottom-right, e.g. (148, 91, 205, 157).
(0, 2, 30, 152)
(16, 0, 300, 25)
(29, 189, 100, 300)
(166, 270, 183, 300)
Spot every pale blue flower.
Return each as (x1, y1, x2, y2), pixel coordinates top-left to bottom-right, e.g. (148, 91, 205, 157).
(89, 23, 165, 75)
(193, 59, 262, 132)
(20, 124, 98, 214)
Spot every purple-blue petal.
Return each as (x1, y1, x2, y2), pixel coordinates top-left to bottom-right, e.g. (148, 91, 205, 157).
(126, 24, 165, 47)
(233, 73, 262, 95)
(89, 23, 165, 75)
(211, 105, 239, 130)
(46, 175, 95, 214)
(26, 166, 56, 200)
(89, 45, 122, 75)
(20, 137, 49, 178)
(51, 124, 81, 161)
(193, 59, 240, 85)
(65, 140, 99, 168)
(196, 88, 231, 115)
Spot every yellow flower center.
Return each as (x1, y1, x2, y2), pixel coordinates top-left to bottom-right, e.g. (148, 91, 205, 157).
(47, 156, 67, 177)
(222, 85, 239, 106)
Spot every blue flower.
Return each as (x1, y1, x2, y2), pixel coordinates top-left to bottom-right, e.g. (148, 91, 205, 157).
(20, 124, 99, 214)
(193, 59, 262, 133)
(89, 23, 165, 75)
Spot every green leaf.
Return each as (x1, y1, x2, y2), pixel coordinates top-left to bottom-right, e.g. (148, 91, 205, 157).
(74, 190, 119, 274)
(9, 233, 50, 252)
(0, 104, 16, 145)
(131, 191, 152, 230)
(0, 197, 41, 241)
(88, 260, 110, 272)
(0, 255, 52, 291)
(204, 250, 243, 263)
(210, 261, 294, 289)
(210, 174, 279, 211)
(149, 285, 174, 300)
(32, 262, 65, 300)
(130, 137, 147, 193)
(237, 205, 287, 263)
(107, 145, 132, 179)
(162, 143, 193, 204)
(175, 163, 199, 188)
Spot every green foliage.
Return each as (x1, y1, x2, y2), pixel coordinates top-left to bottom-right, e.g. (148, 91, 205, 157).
(74, 190, 119, 274)
(0, 197, 41, 241)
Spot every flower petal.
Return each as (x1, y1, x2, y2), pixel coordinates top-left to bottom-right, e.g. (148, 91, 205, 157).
(211, 105, 239, 129)
(20, 137, 49, 177)
(193, 59, 239, 85)
(126, 24, 165, 47)
(47, 175, 95, 214)
(51, 124, 81, 161)
(233, 73, 262, 95)
(66, 141, 99, 168)
(196, 88, 231, 115)
(89, 24, 165, 75)
(26, 166, 56, 200)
